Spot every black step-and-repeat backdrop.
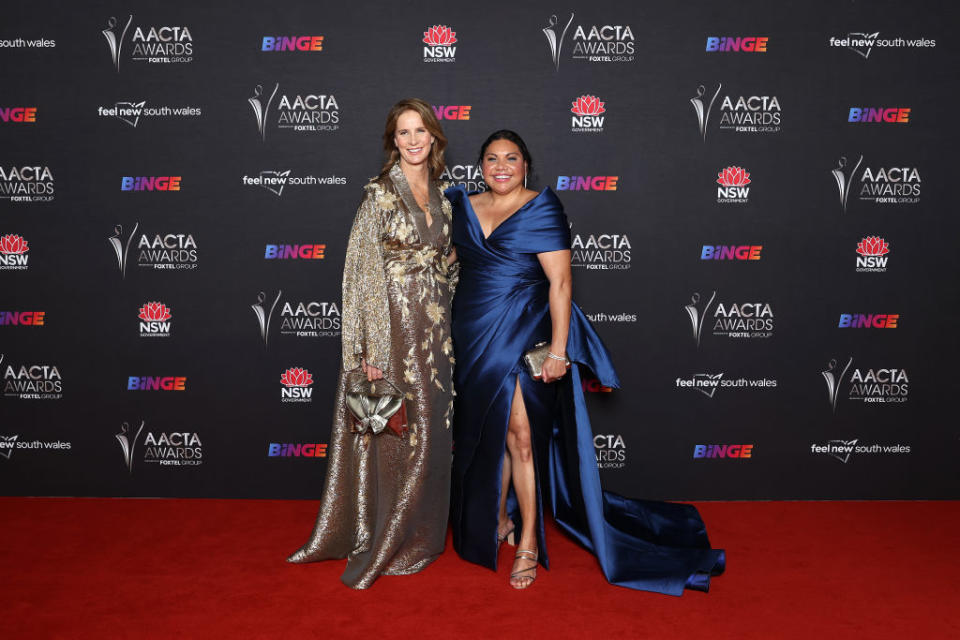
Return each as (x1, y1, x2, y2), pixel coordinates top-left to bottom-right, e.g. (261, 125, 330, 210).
(2, 1, 958, 500)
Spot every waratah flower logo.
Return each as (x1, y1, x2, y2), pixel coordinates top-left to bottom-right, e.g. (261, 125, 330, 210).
(423, 25, 457, 46)
(138, 302, 172, 322)
(0, 234, 29, 254)
(856, 236, 890, 257)
(717, 166, 751, 187)
(571, 95, 606, 116)
(280, 367, 313, 387)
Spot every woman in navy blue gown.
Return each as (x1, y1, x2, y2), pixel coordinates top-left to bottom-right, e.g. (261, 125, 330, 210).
(446, 130, 725, 593)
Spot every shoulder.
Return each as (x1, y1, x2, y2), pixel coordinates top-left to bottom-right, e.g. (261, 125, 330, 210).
(361, 176, 399, 211)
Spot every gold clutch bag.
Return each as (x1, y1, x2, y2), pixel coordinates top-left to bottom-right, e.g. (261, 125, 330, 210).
(345, 373, 407, 437)
(523, 341, 570, 380)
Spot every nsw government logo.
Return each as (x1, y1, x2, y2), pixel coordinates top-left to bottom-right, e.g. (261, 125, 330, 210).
(0, 165, 54, 203)
(0, 234, 30, 271)
(856, 236, 889, 273)
(251, 290, 342, 347)
(684, 291, 774, 345)
(138, 302, 172, 338)
(1, 355, 62, 400)
(280, 367, 314, 403)
(570, 95, 605, 133)
(101, 16, 194, 71)
(822, 357, 908, 411)
(594, 434, 626, 469)
(115, 421, 202, 472)
(248, 83, 339, 140)
(571, 229, 631, 270)
(108, 223, 199, 277)
(716, 166, 750, 203)
(423, 25, 457, 62)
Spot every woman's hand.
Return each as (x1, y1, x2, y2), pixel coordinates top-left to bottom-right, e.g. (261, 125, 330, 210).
(361, 357, 384, 382)
(540, 355, 568, 383)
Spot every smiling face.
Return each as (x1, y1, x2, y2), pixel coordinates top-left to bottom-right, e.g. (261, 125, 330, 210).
(393, 110, 434, 170)
(480, 139, 527, 195)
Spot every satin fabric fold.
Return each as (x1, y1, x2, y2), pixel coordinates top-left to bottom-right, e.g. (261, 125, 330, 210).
(446, 185, 725, 595)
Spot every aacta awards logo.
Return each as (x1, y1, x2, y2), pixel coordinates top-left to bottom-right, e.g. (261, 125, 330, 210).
(242, 170, 347, 196)
(97, 100, 202, 128)
(0, 165, 54, 203)
(138, 302, 172, 338)
(422, 25, 457, 63)
(691, 84, 781, 137)
(0, 107, 37, 123)
(541, 13, 635, 69)
(0, 234, 30, 271)
(1, 354, 62, 400)
(115, 420, 202, 472)
(684, 291, 774, 346)
(108, 223, 199, 277)
(251, 290, 341, 347)
(831, 155, 921, 212)
(441, 165, 486, 191)
(594, 434, 626, 470)
(570, 227, 631, 270)
(248, 83, 340, 140)
(101, 15, 193, 71)
(822, 357, 908, 412)
(716, 166, 750, 203)
(570, 95, 605, 133)
(856, 236, 890, 273)
(280, 367, 314, 403)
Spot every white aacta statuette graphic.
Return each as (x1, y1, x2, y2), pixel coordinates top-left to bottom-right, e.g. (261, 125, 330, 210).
(684, 291, 716, 347)
(108, 222, 139, 278)
(249, 83, 278, 141)
(542, 13, 574, 71)
(690, 84, 721, 141)
(822, 356, 853, 412)
(115, 420, 145, 473)
(102, 15, 132, 72)
(831, 155, 862, 213)
(252, 290, 282, 347)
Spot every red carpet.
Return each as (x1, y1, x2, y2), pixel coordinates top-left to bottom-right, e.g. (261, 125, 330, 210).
(2, 498, 958, 639)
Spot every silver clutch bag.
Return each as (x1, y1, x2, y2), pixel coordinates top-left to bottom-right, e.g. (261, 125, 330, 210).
(345, 373, 407, 436)
(523, 341, 551, 379)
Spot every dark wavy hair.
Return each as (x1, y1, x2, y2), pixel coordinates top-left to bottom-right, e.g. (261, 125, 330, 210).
(379, 98, 448, 180)
(477, 129, 533, 177)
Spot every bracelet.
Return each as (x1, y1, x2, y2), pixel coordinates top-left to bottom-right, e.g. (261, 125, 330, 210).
(546, 351, 569, 363)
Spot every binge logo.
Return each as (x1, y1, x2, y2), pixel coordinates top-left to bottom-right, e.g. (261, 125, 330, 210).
(0, 107, 37, 123)
(441, 165, 486, 191)
(848, 108, 910, 123)
(700, 245, 762, 260)
(102, 16, 194, 70)
(0, 311, 45, 326)
(0, 165, 54, 203)
(138, 302, 172, 338)
(716, 166, 751, 203)
(856, 236, 890, 272)
(693, 444, 754, 459)
(706, 36, 768, 52)
(423, 25, 457, 62)
(718, 93, 781, 134)
(280, 367, 314, 403)
(0, 234, 30, 270)
(571, 95, 605, 133)
(121, 176, 181, 191)
(261, 36, 324, 51)
(594, 434, 626, 469)
(556, 176, 618, 191)
(582, 378, 614, 393)
(570, 230, 631, 270)
(2, 357, 62, 400)
(838, 314, 899, 328)
(432, 105, 471, 120)
(268, 442, 328, 457)
(126, 376, 187, 391)
(265, 244, 325, 260)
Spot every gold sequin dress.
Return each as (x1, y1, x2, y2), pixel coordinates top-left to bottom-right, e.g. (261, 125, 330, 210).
(287, 163, 456, 589)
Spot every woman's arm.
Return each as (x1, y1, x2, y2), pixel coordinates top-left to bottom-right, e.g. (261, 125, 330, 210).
(537, 249, 572, 383)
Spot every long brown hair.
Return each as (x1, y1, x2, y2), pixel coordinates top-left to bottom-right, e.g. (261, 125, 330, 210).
(379, 98, 447, 180)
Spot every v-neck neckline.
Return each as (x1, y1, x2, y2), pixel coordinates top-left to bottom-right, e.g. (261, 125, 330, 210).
(465, 189, 547, 241)
(390, 163, 440, 239)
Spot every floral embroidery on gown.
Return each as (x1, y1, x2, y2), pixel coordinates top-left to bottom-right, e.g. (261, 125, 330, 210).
(287, 164, 456, 589)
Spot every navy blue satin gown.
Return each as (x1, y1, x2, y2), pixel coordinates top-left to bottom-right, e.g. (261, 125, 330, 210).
(446, 186, 725, 595)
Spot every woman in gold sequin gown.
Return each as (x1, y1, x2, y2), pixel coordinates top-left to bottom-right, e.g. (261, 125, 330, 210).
(287, 98, 457, 589)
